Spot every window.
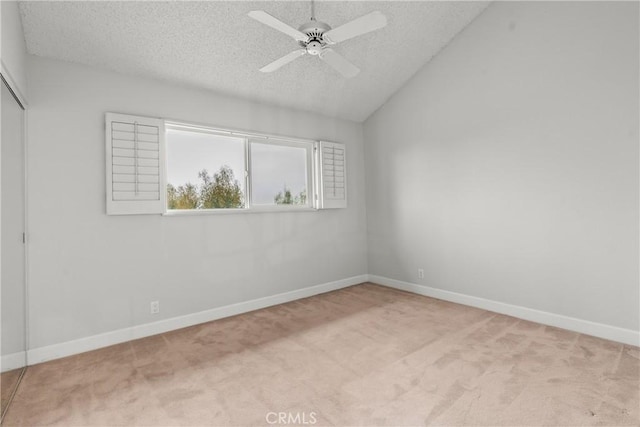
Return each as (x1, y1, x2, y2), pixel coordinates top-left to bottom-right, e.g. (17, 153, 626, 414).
(249, 140, 313, 208)
(105, 113, 347, 215)
(166, 128, 246, 210)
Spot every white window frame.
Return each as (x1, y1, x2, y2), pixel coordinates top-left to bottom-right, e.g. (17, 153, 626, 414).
(163, 121, 317, 215)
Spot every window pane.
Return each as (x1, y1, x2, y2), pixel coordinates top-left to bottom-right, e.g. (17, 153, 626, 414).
(166, 129, 245, 209)
(250, 142, 309, 206)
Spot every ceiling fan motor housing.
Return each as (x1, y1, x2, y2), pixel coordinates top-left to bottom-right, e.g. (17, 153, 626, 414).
(298, 20, 331, 55)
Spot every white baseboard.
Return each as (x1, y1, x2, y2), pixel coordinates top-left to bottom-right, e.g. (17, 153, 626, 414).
(27, 275, 368, 366)
(1, 351, 26, 373)
(368, 275, 640, 347)
(24, 273, 639, 366)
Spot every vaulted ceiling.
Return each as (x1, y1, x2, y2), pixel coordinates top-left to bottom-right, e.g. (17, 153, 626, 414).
(19, 1, 490, 122)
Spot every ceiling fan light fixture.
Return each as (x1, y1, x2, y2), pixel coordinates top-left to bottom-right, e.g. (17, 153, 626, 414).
(305, 41, 323, 56)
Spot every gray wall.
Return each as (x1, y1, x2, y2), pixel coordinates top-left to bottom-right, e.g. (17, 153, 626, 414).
(26, 56, 368, 349)
(21, 1, 640, 352)
(1, 81, 25, 364)
(364, 1, 639, 331)
(1, 0, 28, 369)
(1, 0, 27, 98)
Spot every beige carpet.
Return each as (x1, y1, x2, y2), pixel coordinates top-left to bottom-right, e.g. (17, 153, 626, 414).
(1, 368, 23, 420)
(3, 283, 639, 426)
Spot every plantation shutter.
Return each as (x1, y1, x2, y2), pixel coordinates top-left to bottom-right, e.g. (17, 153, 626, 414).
(318, 141, 347, 209)
(105, 113, 166, 215)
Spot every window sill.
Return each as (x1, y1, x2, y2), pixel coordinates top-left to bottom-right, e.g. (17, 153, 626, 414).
(163, 207, 318, 216)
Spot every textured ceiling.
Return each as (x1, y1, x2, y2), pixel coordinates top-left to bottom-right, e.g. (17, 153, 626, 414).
(19, 1, 490, 122)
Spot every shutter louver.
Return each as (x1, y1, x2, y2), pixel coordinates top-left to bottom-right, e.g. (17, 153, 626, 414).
(106, 113, 165, 215)
(318, 141, 347, 209)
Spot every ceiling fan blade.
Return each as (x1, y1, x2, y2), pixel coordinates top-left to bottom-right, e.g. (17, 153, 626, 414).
(320, 48, 359, 78)
(260, 49, 306, 73)
(323, 11, 387, 44)
(248, 10, 307, 42)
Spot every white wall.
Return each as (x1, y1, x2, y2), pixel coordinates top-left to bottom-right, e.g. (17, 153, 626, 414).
(26, 55, 367, 350)
(0, 0, 28, 370)
(1, 76, 26, 370)
(0, 0, 27, 100)
(21, 1, 640, 355)
(364, 2, 639, 332)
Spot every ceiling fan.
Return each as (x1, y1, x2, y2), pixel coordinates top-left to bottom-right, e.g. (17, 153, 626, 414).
(248, 1, 387, 78)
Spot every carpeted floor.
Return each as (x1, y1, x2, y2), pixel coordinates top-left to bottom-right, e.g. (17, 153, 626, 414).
(1, 368, 23, 419)
(3, 283, 639, 426)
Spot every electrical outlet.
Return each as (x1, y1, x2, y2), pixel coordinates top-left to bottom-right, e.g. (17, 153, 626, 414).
(418, 268, 424, 279)
(150, 301, 160, 314)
